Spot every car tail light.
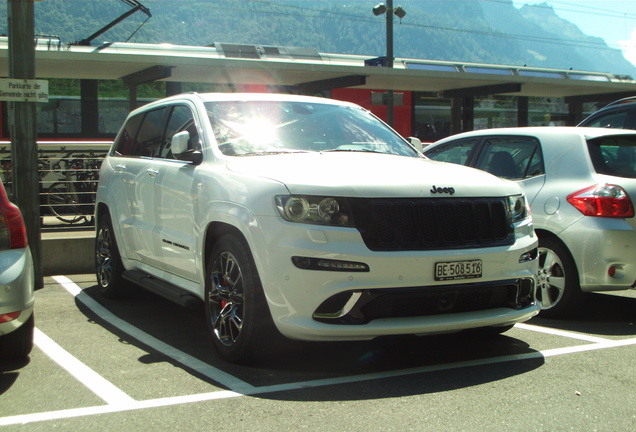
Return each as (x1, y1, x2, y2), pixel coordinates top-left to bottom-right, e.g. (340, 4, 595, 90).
(0, 182, 28, 249)
(0, 311, 21, 323)
(567, 184, 634, 218)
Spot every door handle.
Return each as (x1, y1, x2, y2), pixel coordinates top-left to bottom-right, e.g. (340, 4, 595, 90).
(114, 164, 126, 172)
(146, 168, 159, 177)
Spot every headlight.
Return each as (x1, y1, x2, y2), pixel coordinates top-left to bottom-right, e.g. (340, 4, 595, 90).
(276, 195, 354, 226)
(508, 194, 529, 222)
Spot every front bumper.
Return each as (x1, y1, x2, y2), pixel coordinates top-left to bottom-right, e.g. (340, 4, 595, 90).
(252, 216, 539, 341)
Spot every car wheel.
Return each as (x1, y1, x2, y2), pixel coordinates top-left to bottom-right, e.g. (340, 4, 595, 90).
(537, 236, 586, 318)
(0, 313, 34, 361)
(95, 213, 130, 298)
(205, 235, 278, 364)
(46, 182, 84, 224)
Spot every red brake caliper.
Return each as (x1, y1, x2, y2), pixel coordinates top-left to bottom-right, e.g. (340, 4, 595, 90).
(220, 277, 228, 309)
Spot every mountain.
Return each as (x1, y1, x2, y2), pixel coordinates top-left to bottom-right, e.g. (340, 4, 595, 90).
(2, 0, 635, 77)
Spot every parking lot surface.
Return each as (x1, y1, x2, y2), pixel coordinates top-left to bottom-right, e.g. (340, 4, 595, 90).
(1, 274, 635, 431)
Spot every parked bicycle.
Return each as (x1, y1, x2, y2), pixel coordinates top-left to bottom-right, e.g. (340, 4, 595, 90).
(46, 152, 102, 224)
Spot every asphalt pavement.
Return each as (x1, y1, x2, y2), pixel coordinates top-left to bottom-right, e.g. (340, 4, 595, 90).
(1, 274, 635, 431)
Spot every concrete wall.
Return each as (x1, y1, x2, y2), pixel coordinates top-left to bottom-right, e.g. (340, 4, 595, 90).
(41, 232, 94, 276)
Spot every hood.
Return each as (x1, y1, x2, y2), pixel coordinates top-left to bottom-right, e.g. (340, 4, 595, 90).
(225, 152, 522, 198)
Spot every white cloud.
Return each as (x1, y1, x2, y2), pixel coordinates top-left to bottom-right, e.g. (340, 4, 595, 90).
(618, 27, 636, 68)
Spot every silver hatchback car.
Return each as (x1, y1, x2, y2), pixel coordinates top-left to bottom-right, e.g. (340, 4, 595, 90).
(424, 127, 636, 317)
(0, 180, 35, 361)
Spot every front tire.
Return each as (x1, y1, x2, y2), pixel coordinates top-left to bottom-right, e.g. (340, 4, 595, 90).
(205, 235, 278, 363)
(537, 236, 586, 318)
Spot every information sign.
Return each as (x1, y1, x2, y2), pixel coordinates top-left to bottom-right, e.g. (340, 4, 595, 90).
(0, 79, 49, 102)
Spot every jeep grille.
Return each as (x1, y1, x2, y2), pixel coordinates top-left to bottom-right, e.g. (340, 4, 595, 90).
(350, 198, 513, 251)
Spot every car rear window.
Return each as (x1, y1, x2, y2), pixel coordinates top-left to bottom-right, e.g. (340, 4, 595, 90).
(588, 135, 636, 178)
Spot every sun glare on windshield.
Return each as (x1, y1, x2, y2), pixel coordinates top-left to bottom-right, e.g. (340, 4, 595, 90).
(205, 100, 417, 157)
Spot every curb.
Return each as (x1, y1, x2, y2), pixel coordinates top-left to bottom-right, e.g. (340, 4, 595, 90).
(41, 231, 94, 276)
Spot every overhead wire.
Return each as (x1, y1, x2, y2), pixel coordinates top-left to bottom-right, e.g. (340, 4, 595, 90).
(125, 0, 632, 54)
(226, 0, 630, 53)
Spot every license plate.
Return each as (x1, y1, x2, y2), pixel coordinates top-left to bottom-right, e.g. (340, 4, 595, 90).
(434, 260, 482, 281)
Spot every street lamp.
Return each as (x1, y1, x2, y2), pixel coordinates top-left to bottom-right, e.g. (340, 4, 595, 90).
(373, 1, 405, 126)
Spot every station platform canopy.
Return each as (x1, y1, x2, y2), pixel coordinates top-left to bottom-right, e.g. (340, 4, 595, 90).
(0, 36, 635, 102)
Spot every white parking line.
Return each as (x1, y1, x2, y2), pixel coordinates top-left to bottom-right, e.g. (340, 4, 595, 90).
(514, 322, 611, 343)
(4, 335, 636, 427)
(51, 275, 255, 394)
(2, 276, 635, 427)
(34, 328, 135, 406)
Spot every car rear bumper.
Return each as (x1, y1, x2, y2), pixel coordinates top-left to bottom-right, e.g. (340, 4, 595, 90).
(560, 218, 636, 292)
(0, 247, 35, 336)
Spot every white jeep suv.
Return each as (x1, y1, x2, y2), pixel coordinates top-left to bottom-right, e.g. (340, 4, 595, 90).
(95, 93, 540, 363)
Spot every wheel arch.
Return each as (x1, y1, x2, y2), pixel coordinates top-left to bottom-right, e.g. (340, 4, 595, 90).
(203, 222, 250, 268)
(534, 228, 579, 276)
(94, 202, 110, 227)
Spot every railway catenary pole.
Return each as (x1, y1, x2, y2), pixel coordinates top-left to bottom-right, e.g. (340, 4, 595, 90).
(373, 1, 406, 127)
(7, 0, 43, 288)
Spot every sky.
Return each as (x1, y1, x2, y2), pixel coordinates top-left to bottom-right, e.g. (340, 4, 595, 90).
(511, 0, 636, 65)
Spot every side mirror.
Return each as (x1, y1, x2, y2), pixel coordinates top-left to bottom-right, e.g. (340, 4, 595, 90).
(172, 131, 202, 165)
(408, 136, 423, 153)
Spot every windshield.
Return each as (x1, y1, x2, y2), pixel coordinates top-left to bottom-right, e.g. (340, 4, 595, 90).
(204, 100, 417, 157)
(588, 135, 636, 178)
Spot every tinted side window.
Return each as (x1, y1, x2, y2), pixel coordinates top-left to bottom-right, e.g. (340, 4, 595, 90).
(159, 105, 199, 159)
(475, 136, 543, 180)
(113, 113, 144, 156)
(584, 111, 628, 129)
(424, 138, 480, 165)
(135, 107, 169, 157)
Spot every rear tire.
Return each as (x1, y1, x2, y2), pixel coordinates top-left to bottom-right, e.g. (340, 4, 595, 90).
(47, 182, 84, 224)
(204, 235, 280, 364)
(95, 213, 131, 298)
(0, 313, 34, 361)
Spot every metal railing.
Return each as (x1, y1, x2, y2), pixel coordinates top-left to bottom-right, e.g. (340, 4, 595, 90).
(1, 142, 112, 231)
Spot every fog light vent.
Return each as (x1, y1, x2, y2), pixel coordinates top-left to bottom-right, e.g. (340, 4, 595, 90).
(314, 292, 362, 320)
(515, 278, 535, 308)
(292, 256, 369, 272)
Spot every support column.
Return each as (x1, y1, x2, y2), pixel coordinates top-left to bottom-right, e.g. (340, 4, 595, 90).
(517, 96, 529, 127)
(128, 85, 137, 112)
(81, 80, 99, 136)
(462, 96, 474, 132)
(450, 97, 462, 135)
(7, 0, 42, 288)
(567, 102, 583, 126)
(166, 81, 182, 96)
